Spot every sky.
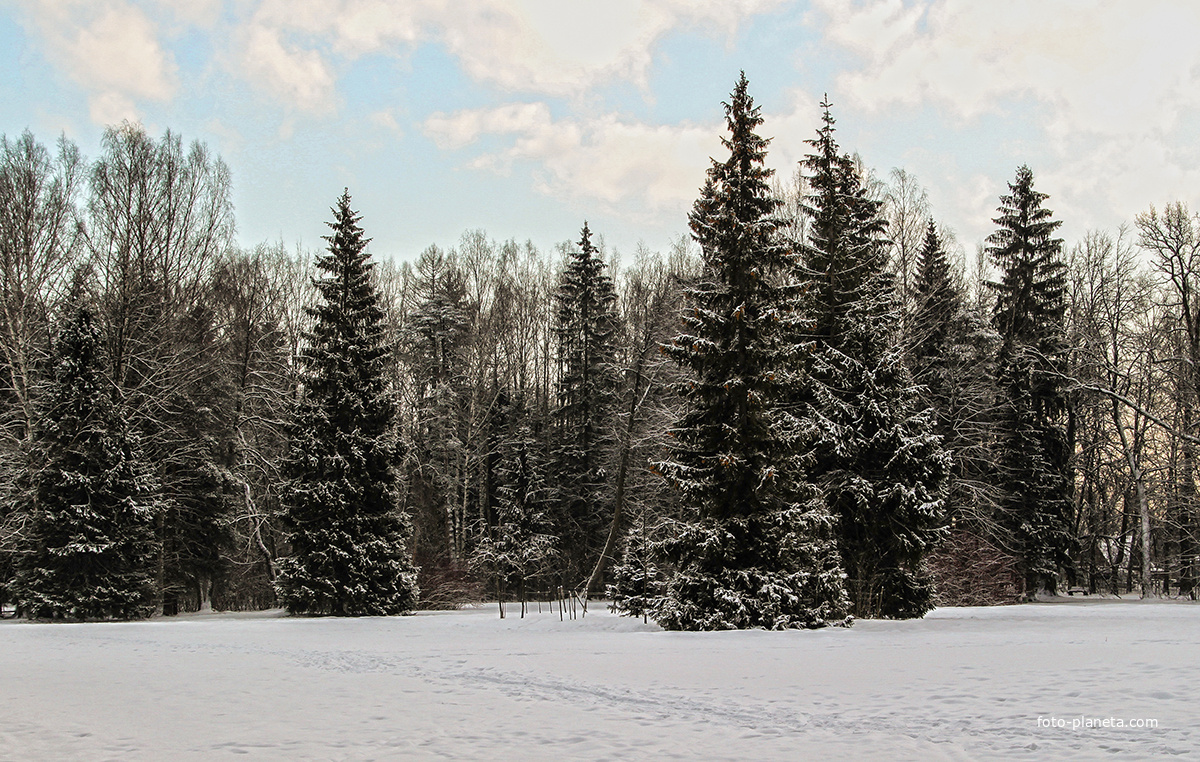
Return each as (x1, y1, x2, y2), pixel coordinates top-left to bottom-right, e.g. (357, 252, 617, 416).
(3, 0, 1200, 263)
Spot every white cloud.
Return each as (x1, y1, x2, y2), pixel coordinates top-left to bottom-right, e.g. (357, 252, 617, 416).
(456, 0, 786, 94)
(813, 0, 1200, 238)
(369, 108, 404, 135)
(152, 0, 223, 27)
(425, 103, 555, 150)
(18, 0, 178, 125)
(425, 102, 722, 217)
(227, 0, 785, 112)
(758, 88, 823, 172)
(818, 0, 1200, 134)
(87, 92, 141, 126)
(237, 23, 337, 114)
(424, 91, 822, 222)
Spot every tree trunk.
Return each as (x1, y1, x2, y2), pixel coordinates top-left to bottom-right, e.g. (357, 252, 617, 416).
(1112, 398, 1154, 598)
(1180, 406, 1198, 599)
(584, 347, 651, 597)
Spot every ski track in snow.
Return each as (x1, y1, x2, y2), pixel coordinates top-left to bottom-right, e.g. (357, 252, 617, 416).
(1, 601, 1197, 760)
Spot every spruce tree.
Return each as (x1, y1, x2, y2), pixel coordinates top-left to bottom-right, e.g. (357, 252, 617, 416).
(910, 222, 999, 528)
(802, 100, 887, 343)
(911, 220, 961, 383)
(158, 302, 235, 613)
(403, 246, 471, 569)
(986, 166, 1074, 597)
(276, 190, 418, 616)
(552, 222, 619, 587)
(607, 513, 666, 620)
(811, 282, 949, 618)
(16, 304, 159, 620)
(910, 220, 967, 467)
(800, 102, 948, 619)
(650, 74, 849, 630)
(472, 397, 557, 617)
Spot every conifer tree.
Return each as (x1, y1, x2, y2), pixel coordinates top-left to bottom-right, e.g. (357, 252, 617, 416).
(607, 514, 665, 620)
(158, 302, 236, 613)
(802, 100, 888, 343)
(986, 166, 1074, 597)
(472, 397, 557, 617)
(403, 246, 472, 568)
(16, 303, 159, 619)
(650, 74, 849, 630)
(911, 221, 961, 383)
(811, 283, 949, 618)
(909, 223, 1002, 527)
(276, 190, 418, 616)
(552, 222, 619, 586)
(800, 102, 948, 619)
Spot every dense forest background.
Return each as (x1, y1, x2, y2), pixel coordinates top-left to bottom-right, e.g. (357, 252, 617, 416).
(3, 81, 1199, 621)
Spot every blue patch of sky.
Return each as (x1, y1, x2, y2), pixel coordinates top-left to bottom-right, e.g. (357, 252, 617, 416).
(328, 42, 605, 257)
(726, 5, 839, 106)
(0, 19, 32, 133)
(624, 30, 739, 124)
(573, 5, 832, 126)
(169, 25, 217, 82)
(0, 14, 23, 89)
(374, 42, 493, 122)
(2, 16, 84, 141)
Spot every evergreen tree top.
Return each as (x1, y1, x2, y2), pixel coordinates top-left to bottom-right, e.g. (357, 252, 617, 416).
(54, 304, 101, 379)
(985, 166, 1067, 346)
(718, 72, 772, 181)
(43, 302, 117, 434)
(688, 72, 784, 275)
(799, 97, 890, 342)
(557, 221, 617, 310)
(800, 97, 887, 263)
(322, 188, 372, 250)
(986, 165, 1063, 259)
(314, 189, 375, 295)
(915, 220, 953, 299)
(578, 221, 595, 256)
(308, 189, 384, 323)
(807, 96, 839, 168)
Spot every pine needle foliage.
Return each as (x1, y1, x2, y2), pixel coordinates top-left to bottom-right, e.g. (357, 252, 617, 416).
(911, 220, 961, 380)
(16, 304, 159, 620)
(986, 166, 1074, 596)
(801, 100, 889, 343)
(472, 397, 558, 611)
(650, 73, 849, 631)
(276, 190, 419, 616)
(800, 101, 948, 619)
(552, 222, 619, 585)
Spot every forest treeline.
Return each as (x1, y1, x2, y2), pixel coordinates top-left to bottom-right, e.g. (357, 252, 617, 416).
(2, 76, 1199, 626)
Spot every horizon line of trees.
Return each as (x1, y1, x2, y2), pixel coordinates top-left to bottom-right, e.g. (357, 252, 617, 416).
(3, 75, 1199, 625)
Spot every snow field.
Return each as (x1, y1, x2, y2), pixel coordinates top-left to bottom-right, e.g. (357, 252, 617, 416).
(1, 600, 1196, 760)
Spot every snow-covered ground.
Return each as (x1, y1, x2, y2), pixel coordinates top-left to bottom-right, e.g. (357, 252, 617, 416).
(1, 599, 1195, 761)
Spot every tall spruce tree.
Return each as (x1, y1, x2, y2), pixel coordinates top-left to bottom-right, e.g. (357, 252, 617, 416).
(910, 221, 997, 523)
(986, 166, 1074, 597)
(552, 222, 619, 587)
(802, 100, 887, 343)
(911, 221, 961, 384)
(650, 74, 849, 631)
(800, 102, 948, 619)
(16, 303, 159, 619)
(403, 246, 472, 570)
(276, 190, 418, 616)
